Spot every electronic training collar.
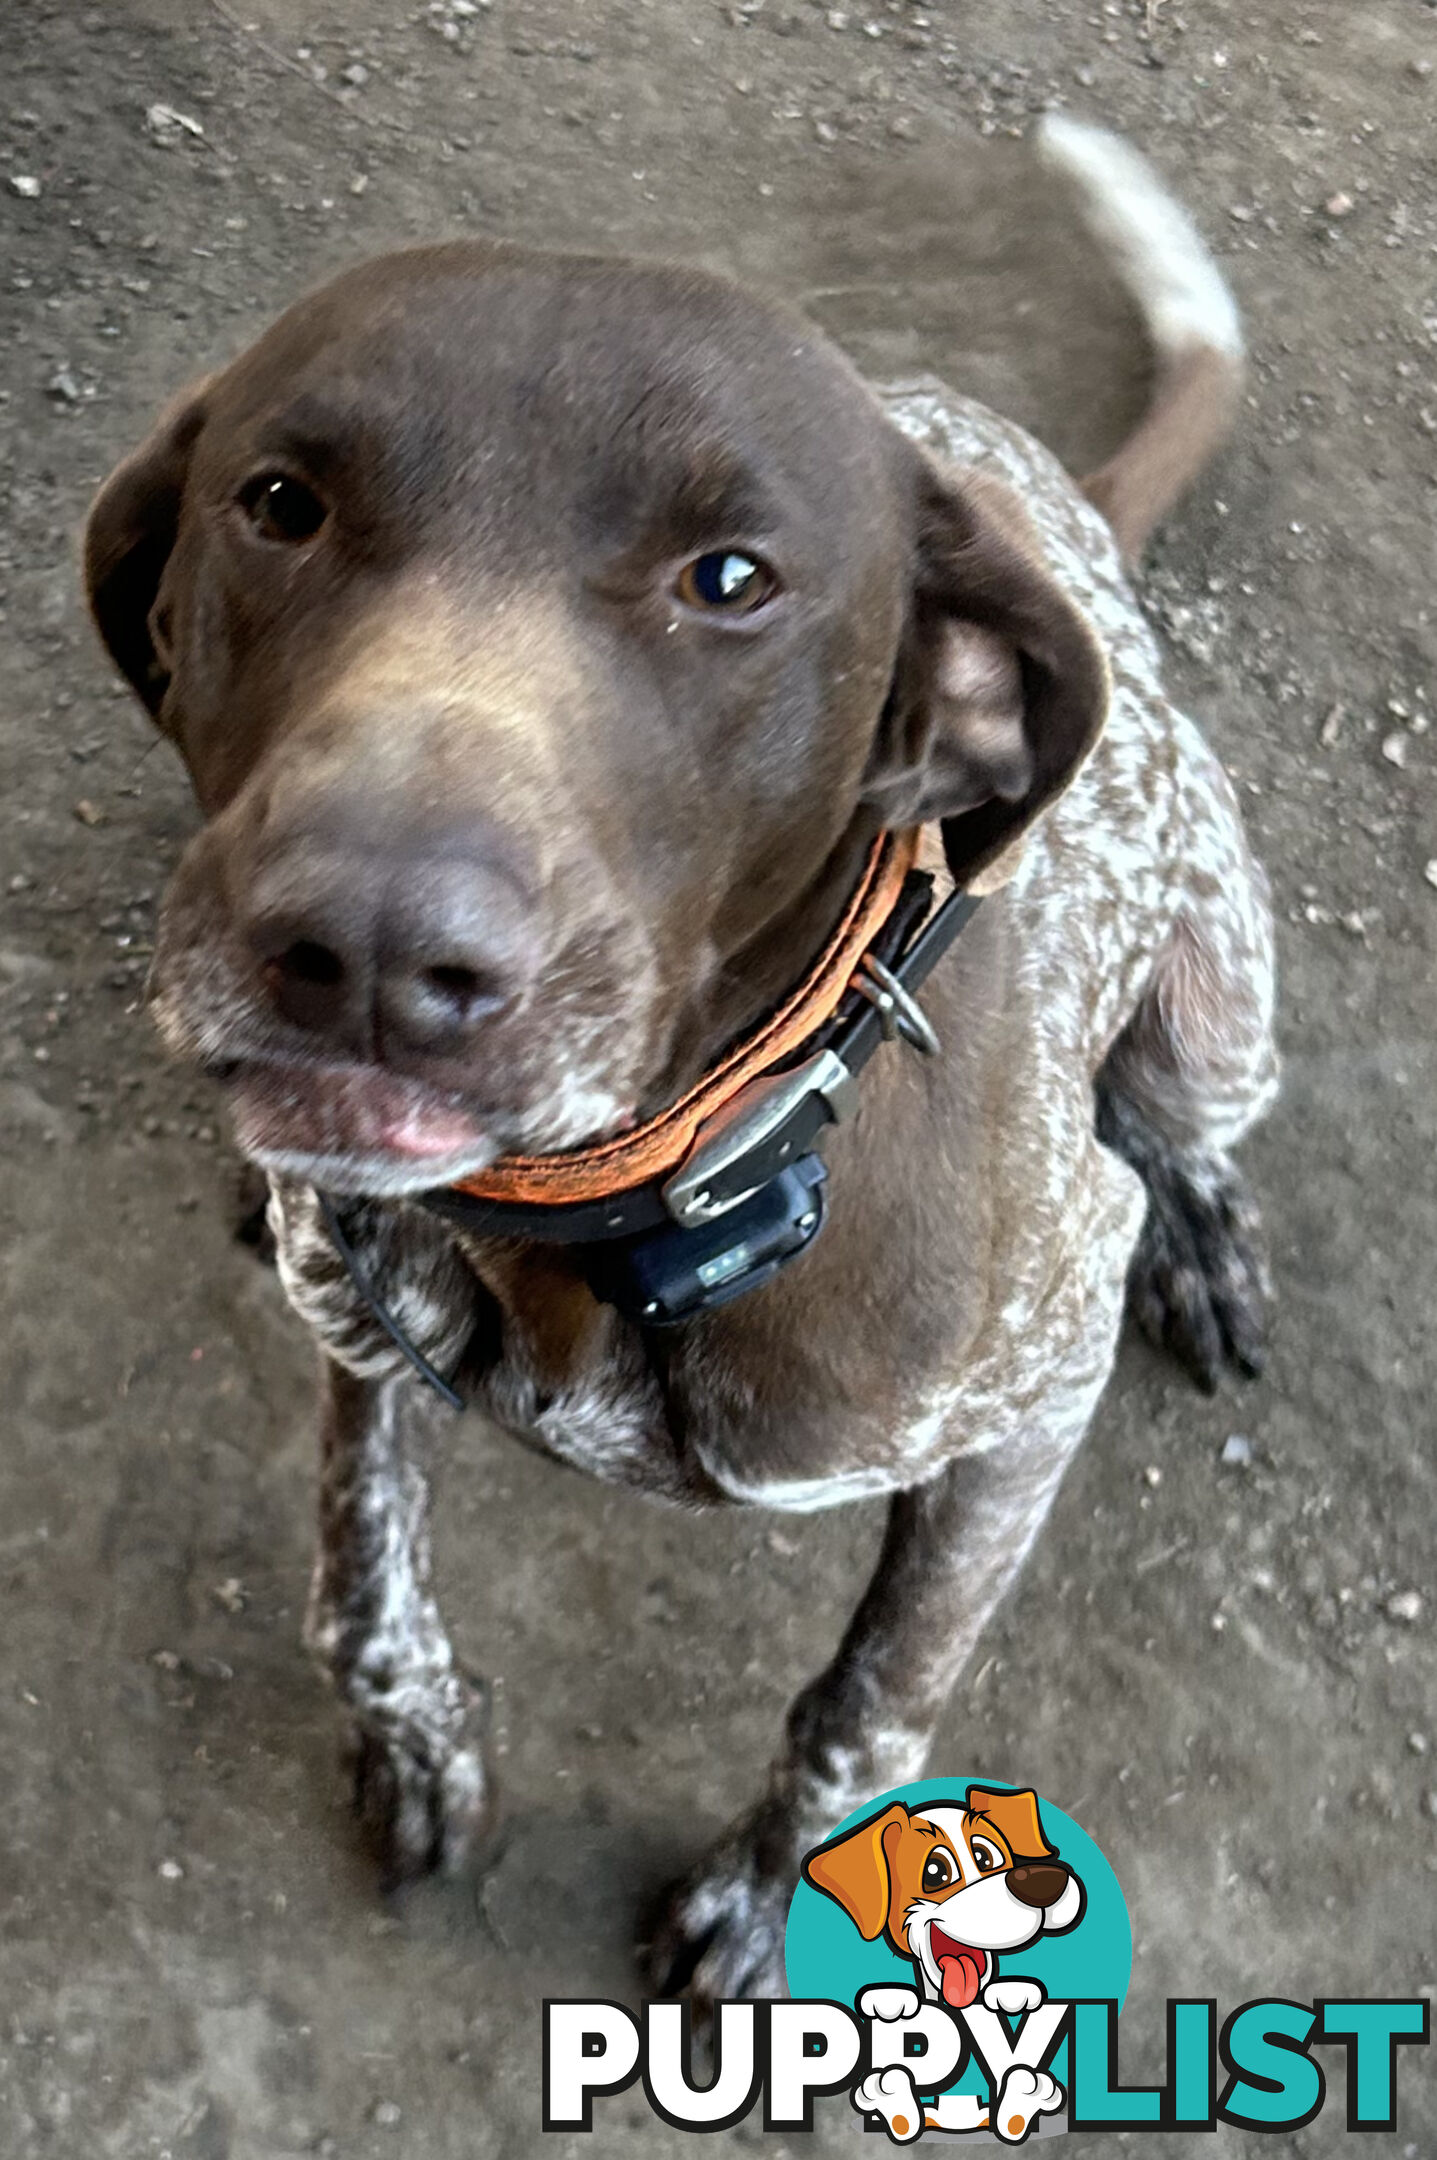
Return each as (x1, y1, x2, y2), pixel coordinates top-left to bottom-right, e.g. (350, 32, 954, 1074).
(319, 827, 980, 1404)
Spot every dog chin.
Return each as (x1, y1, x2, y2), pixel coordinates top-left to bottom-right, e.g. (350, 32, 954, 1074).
(239, 1138, 501, 1199)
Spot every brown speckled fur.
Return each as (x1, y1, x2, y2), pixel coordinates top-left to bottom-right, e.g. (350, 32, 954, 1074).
(250, 381, 1276, 2003)
(86, 160, 1276, 2009)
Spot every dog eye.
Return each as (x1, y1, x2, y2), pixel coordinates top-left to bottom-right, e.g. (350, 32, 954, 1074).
(921, 1849, 955, 1893)
(239, 472, 329, 545)
(971, 1839, 1004, 1873)
(674, 550, 779, 615)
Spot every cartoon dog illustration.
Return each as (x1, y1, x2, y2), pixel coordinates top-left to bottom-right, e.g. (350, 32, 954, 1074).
(803, 1787, 1083, 2142)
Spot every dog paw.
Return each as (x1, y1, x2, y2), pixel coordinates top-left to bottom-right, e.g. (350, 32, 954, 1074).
(853, 2066, 925, 2143)
(641, 1810, 796, 2007)
(1100, 1113, 1268, 1397)
(1096, 1085, 1270, 1393)
(1127, 1154, 1268, 1391)
(992, 2065, 1063, 2143)
(348, 1681, 497, 1885)
(982, 1977, 1045, 2017)
(859, 1984, 924, 2022)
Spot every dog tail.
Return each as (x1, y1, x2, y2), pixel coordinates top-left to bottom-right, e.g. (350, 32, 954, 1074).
(1034, 113, 1244, 563)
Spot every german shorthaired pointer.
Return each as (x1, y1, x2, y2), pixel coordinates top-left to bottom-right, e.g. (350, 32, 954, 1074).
(85, 117, 1276, 2006)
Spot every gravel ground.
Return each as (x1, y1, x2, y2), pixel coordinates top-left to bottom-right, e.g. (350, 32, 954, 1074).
(1, 1, 1434, 2154)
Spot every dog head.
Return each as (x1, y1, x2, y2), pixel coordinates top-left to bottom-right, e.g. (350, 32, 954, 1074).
(803, 1786, 1084, 2007)
(87, 243, 1107, 1196)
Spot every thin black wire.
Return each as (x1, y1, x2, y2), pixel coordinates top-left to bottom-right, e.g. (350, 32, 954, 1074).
(316, 1191, 465, 1410)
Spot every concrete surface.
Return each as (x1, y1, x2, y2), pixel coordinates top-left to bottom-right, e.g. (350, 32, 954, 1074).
(1, 1, 1434, 2154)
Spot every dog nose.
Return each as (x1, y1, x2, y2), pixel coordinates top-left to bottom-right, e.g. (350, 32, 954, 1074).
(1006, 1863, 1069, 1910)
(243, 842, 539, 1058)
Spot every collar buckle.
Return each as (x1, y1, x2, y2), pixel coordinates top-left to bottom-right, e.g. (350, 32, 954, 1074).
(662, 1046, 857, 1228)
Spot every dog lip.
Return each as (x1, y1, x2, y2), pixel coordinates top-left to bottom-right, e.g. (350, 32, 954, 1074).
(220, 1054, 502, 1174)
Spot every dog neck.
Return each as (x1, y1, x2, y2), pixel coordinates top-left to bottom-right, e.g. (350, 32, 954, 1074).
(650, 810, 888, 1110)
(446, 814, 918, 1212)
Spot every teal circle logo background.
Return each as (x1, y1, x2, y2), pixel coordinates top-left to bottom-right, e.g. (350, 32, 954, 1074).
(784, 1777, 1131, 2100)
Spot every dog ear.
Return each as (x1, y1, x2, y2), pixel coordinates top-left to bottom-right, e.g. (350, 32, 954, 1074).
(864, 456, 1110, 894)
(802, 1803, 908, 1941)
(84, 379, 212, 721)
(966, 1786, 1055, 1863)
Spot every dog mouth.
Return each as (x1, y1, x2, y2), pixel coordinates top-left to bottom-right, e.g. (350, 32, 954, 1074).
(215, 1055, 502, 1188)
(928, 1925, 989, 2010)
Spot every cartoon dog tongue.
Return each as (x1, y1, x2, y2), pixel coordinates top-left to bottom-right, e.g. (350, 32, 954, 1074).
(935, 1940, 985, 2009)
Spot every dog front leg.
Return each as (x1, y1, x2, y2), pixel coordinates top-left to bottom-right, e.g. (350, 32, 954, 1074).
(646, 1429, 1080, 2004)
(306, 1357, 495, 1882)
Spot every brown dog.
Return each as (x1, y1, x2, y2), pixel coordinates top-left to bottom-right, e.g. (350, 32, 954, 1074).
(84, 118, 1276, 2005)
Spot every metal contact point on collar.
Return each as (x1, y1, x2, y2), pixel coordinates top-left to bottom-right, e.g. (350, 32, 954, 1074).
(662, 1047, 858, 1229)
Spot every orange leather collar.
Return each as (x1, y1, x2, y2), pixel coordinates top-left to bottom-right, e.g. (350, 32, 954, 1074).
(450, 827, 921, 1207)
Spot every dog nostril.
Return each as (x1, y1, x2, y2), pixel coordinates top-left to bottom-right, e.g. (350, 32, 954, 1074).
(270, 938, 346, 990)
(426, 962, 480, 1001)
(420, 962, 500, 1018)
(253, 924, 359, 1041)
